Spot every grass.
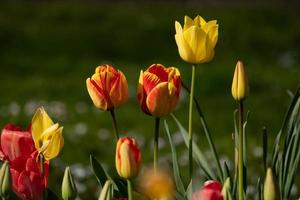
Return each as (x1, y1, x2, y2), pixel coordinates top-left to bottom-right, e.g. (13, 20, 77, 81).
(0, 2, 299, 199)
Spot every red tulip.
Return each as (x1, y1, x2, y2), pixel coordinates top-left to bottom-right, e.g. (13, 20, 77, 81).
(191, 180, 223, 200)
(0, 124, 49, 200)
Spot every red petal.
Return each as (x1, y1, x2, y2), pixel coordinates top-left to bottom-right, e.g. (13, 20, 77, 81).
(147, 64, 169, 82)
(0, 124, 35, 161)
(18, 171, 46, 200)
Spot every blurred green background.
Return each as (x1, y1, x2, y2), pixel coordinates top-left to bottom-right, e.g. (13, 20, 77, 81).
(0, 1, 299, 199)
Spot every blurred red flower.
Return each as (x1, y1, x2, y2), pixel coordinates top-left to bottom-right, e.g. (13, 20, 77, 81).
(0, 124, 49, 200)
(191, 180, 223, 200)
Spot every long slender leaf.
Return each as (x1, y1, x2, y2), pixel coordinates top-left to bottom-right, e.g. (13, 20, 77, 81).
(262, 127, 268, 172)
(182, 82, 223, 182)
(90, 155, 109, 187)
(164, 120, 186, 196)
(171, 114, 216, 180)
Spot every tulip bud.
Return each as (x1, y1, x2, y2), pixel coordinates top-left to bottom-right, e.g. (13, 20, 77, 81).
(0, 161, 11, 199)
(221, 178, 231, 200)
(264, 168, 279, 200)
(98, 179, 114, 200)
(62, 167, 77, 200)
(231, 61, 249, 101)
(86, 65, 128, 111)
(115, 137, 142, 179)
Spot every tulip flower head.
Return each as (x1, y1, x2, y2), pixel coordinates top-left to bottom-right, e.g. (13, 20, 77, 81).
(137, 64, 181, 117)
(231, 61, 249, 101)
(264, 168, 279, 200)
(175, 15, 218, 64)
(115, 137, 142, 179)
(191, 180, 223, 200)
(0, 124, 49, 200)
(31, 107, 64, 161)
(86, 64, 128, 111)
(139, 168, 175, 200)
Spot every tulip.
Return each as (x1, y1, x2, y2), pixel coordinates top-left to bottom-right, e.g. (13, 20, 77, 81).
(231, 61, 249, 102)
(98, 179, 114, 200)
(0, 124, 49, 200)
(139, 168, 175, 200)
(175, 15, 218, 64)
(191, 180, 223, 200)
(62, 167, 77, 200)
(115, 137, 142, 179)
(31, 107, 64, 161)
(86, 64, 128, 111)
(264, 168, 279, 200)
(137, 64, 181, 117)
(0, 161, 11, 199)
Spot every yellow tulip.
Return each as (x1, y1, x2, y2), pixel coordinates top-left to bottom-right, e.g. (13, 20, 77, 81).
(231, 61, 249, 101)
(175, 15, 218, 64)
(31, 107, 64, 160)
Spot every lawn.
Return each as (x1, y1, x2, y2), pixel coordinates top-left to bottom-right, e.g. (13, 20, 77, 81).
(0, 2, 299, 199)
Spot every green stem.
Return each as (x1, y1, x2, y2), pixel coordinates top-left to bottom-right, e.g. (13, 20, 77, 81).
(39, 154, 46, 200)
(154, 117, 160, 172)
(127, 179, 133, 200)
(110, 109, 119, 142)
(188, 65, 196, 180)
(238, 101, 244, 200)
(182, 82, 224, 182)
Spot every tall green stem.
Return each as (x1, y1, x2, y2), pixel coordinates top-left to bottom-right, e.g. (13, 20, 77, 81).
(238, 101, 244, 200)
(188, 65, 196, 180)
(127, 179, 133, 200)
(110, 109, 119, 142)
(39, 154, 47, 200)
(154, 117, 160, 172)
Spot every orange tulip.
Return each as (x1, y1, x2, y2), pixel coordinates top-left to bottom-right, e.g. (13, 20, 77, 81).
(86, 65, 128, 111)
(115, 137, 142, 179)
(137, 64, 181, 117)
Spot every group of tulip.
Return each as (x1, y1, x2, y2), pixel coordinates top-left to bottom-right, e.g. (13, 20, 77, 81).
(0, 108, 64, 200)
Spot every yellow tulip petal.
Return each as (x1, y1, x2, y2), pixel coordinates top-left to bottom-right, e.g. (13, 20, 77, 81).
(194, 15, 206, 27)
(175, 23, 195, 63)
(184, 26, 207, 63)
(203, 21, 218, 48)
(43, 127, 64, 160)
(31, 107, 54, 150)
(175, 21, 182, 34)
(183, 16, 195, 31)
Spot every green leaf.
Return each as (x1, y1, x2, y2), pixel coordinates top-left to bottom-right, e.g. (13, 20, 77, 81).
(185, 180, 193, 200)
(262, 127, 268, 172)
(164, 120, 186, 196)
(90, 155, 109, 187)
(171, 114, 216, 180)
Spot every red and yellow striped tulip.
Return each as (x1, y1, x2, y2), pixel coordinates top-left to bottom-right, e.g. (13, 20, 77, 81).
(115, 137, 142, 179)
(86, 65, 128, 111)
(137, 64, 181, 117)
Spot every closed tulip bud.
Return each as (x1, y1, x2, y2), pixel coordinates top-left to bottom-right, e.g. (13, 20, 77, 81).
(264, 168, 279, 200)
(191, 180, 223, 200)
(116, 137, 142, 179)
(86, 64, 128, 111)
(175, 15, 218, 64)
(221, 178, 231, 200)
(0, 161, 11, 198)
(62, 167, 77, 200)
(231, 61, 249, 101)
(137, 64, 181, 117)
(32, 107, 64, 160)
(98, 179, 114, 200)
